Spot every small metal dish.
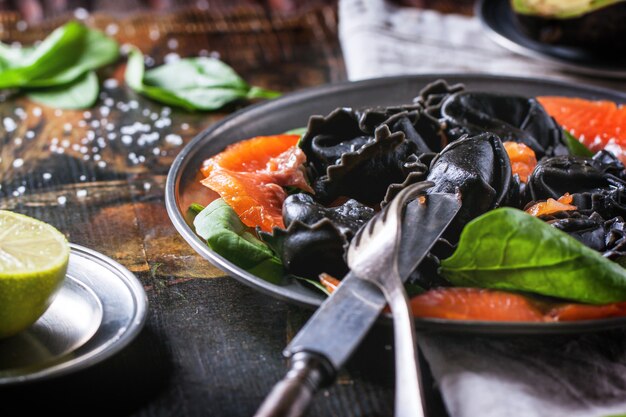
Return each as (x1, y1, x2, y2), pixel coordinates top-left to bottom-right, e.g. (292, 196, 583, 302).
(0, 244, 148, 385)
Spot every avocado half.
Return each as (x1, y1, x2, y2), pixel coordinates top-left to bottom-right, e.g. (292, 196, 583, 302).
(510, 0, 626, 55)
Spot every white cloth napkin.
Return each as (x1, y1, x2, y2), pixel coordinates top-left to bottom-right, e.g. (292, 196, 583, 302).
(338, 1, 626, 416)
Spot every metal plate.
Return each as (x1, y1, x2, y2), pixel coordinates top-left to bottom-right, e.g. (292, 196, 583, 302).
(0, 244, 148, 385)
(165, 73, 626, 334)
(476, 0, 626, 79)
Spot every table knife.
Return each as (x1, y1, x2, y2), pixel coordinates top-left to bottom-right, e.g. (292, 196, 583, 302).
(254, 192, 461, 417)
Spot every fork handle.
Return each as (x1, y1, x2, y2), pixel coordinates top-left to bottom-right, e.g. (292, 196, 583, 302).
(387, 284, 425, 417)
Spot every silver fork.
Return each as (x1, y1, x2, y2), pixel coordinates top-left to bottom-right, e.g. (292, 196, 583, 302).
(347, 182, 432, 417)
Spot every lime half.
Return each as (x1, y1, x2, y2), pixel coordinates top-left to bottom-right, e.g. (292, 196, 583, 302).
(0, 210, 70, 339)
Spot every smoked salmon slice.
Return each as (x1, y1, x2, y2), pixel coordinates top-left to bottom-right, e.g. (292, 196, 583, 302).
(537, 96, 626, 161)
(200, 134, 313, 232)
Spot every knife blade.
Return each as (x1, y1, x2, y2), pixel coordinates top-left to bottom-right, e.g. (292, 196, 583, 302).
(254, 193, 461, 417)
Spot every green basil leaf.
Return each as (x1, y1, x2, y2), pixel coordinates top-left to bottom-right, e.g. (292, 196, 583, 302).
(292, 275, 330, 296)
(193, 199, 285, 284)
(0, 22, 118, 89)
(563, 130, 594, 157)
(143, 57, 248, 90)
(172, 87, 250, 111)
(26, 71, 99, 109)
(124, 46, 280, 111)
(246, 85, 282, 100)
(284, 127, 307, 137)
(439, 207, 626, 304)
(0, 21, 86, 88)
(125, 47, 200, 111)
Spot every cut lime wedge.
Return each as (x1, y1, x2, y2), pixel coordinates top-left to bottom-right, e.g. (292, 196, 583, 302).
(0, 210, 70, 338)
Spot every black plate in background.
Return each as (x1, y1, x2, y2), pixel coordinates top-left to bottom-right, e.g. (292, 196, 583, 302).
(476, 0, 626, 79)
(166, 73, 626, 334)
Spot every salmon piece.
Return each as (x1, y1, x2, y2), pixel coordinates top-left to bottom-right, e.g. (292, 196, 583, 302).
(201, 170, 287, 232)
(410, 287, 545, 322)
(200, 135, 313, 232)
(319, 273, 340, 294)
(537, 96, 626, 161)
(525, 193, 576, 217)
(547, 302, 626, 321)
(504, 141, 537, 183)
(201, 135, 301, 175)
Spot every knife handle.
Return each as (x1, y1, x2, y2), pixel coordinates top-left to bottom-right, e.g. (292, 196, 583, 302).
(254, 351, 334, 417)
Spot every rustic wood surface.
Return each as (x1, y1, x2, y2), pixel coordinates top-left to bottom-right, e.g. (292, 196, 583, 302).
(0, 2, 457, 416)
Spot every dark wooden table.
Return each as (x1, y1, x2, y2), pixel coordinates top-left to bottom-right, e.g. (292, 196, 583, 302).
(0, 2, 473, 415)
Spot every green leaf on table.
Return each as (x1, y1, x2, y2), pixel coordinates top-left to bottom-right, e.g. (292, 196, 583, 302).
(439, 207, 626, 304)
(27, 71, 99, 109)
(193, 199, 285, 284)
(0, 21, 119, 89)
(563, 130, 594, 157)
(124, 46, 280, 111)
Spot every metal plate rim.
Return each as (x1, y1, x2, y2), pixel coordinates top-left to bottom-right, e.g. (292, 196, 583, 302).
(165, 73, 626, 335)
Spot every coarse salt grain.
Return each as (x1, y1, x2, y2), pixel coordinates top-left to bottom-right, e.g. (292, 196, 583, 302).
(165, 134, 183, 146)
(3, 118, 17, 132)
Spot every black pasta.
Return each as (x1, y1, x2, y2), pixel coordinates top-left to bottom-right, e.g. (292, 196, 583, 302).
(439, 91, 567, 159)
(259, 194, 375, 279)
(542, 212, 626, 260)
(425, 133, 519, 235)
(527, 151, 626, 219)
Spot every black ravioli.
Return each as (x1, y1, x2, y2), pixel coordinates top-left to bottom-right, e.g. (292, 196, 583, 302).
(543, 212, 626, 260)
(300, 102, 445, 205)
(357, 106, 443, 153)
(439, 91, 567, 159)
(426, 133, 519, 234)
(259, 220, 350, 279)
(414, 79, 466, 111)
(527, 151, 626, 219)
(299, 108, 367, 179)
(259, 195, 375, 279)
(310, 125, 411, 205)
(381, 153, 434, 207)
(282, 193, 375, 237)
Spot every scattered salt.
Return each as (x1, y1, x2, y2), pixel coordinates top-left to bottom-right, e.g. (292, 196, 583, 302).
(74, 7, 89, 20)
(164, 53, 180, 64)
(165, 134, 183, 146)
(105, 23, 119, 36)
(3, 117, 17, 132)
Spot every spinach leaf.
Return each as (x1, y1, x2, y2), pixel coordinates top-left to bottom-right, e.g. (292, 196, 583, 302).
(124, 47, 280, 111)
(293, 275, 330, 296)
(193, 199, 285, 284)
(0, 21, 118, 89)
(439, 207, 626, 304)
(27, 71, 98, 109)
(285, 127, 307, 137)
(563, 130, 593, 157)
